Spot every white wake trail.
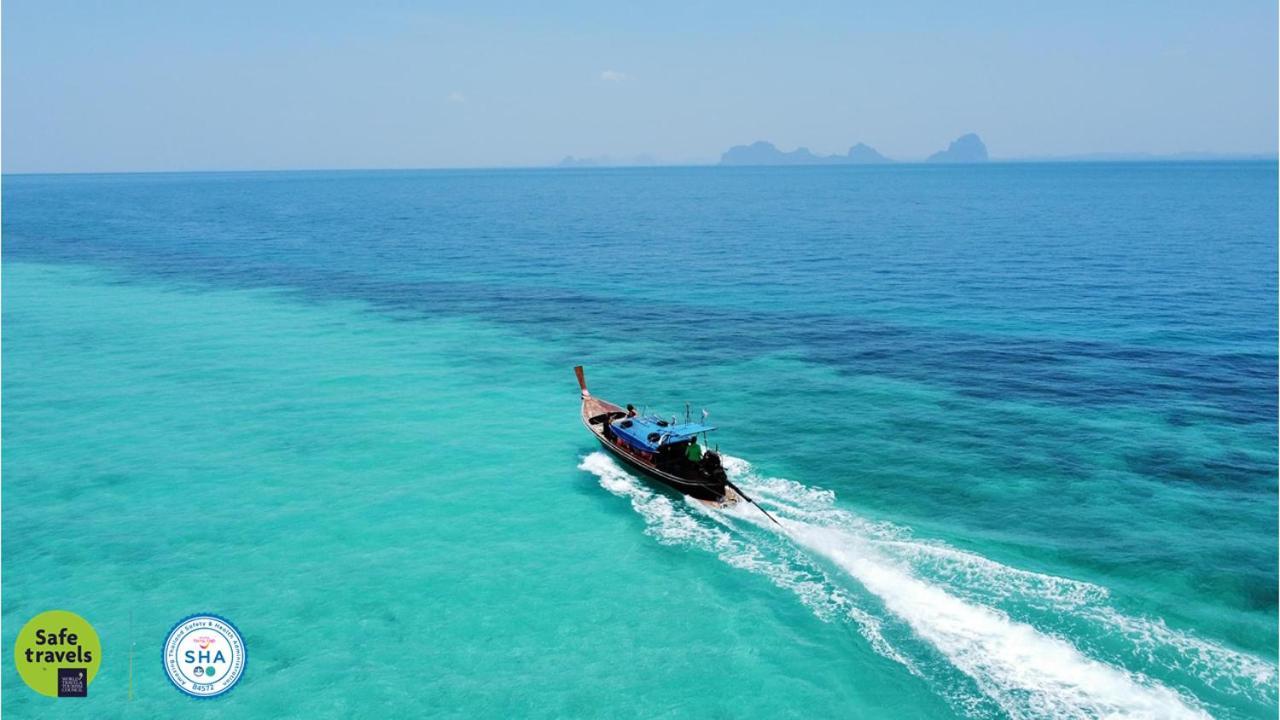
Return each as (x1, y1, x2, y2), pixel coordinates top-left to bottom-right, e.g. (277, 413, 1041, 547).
(789, 523, 1208, 720)
(579, 452, 918, 672)
(580, 451, 1276, 719)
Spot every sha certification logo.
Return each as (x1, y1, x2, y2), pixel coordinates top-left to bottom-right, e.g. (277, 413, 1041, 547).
(163, 614, 246, 698)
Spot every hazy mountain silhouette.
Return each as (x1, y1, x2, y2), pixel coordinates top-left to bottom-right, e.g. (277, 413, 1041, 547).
(720, 142, 826, 165)
(720, 141, 892, 166)
(926, 133, 988, 163)
(846, 142, 890, 163)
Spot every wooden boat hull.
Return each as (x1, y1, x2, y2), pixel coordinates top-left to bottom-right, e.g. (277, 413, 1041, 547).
(592, 432, 740, 506)
(580, 392, 738, 507)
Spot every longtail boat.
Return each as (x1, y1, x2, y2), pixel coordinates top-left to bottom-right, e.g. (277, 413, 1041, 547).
(575, 367, 785, 526)
(576, 366, 783, 535)
(574, 365, 741, 508)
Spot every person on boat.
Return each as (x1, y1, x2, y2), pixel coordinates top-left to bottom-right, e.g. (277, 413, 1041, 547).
(685, 437, 703, 463)
(626, 404, 637, 417)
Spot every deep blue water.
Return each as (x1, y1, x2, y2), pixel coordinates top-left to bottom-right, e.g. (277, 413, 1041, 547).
(4, 162, 1277, 718)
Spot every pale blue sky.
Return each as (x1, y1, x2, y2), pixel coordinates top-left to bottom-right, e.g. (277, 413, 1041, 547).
(4, 1, 1276, 172)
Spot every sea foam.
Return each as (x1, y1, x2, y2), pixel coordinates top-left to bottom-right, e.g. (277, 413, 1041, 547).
(580, 451, 1276, 718)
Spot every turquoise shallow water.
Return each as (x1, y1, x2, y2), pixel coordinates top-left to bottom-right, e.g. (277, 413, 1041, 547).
(3, 163, 1277, 718)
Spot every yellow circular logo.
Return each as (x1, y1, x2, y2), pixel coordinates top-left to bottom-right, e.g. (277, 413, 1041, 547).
(13, 611, 101, 697)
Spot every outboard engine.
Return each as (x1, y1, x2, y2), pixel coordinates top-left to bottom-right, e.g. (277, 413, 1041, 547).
(699, 451, 728, 488)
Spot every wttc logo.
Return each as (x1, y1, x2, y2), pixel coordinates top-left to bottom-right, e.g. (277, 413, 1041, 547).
(162, 614, 246, 698)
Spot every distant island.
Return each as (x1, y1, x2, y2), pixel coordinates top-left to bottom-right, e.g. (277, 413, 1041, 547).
(719, 141, 891, 166)
(554, 134, 1270, 168)
(847, 143, 892, 164)
(926, 133, 988, 163)
(719, 134, 988, 166)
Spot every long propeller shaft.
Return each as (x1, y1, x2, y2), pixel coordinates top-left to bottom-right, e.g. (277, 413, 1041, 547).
(723, 478, 784, 529)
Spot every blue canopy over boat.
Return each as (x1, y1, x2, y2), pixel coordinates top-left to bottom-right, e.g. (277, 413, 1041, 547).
(610, 416, 715, 452)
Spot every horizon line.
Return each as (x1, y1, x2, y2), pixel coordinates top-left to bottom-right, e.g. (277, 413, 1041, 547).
(4, 154, 1278, 177)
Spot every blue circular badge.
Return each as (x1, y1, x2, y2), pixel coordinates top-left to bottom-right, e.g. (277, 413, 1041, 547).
(162, 614, 246, 698)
